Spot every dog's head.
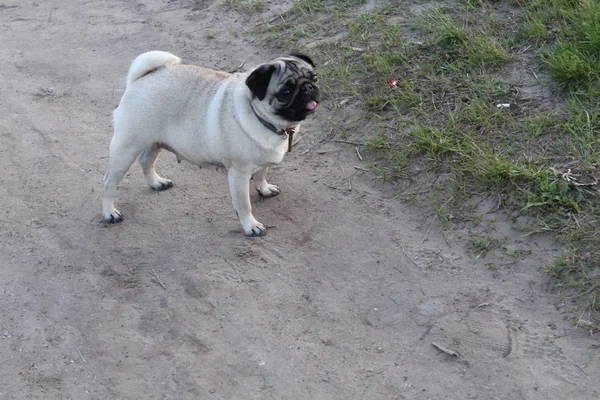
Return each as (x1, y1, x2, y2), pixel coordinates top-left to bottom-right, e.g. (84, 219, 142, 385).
(245, 53, 320, 127)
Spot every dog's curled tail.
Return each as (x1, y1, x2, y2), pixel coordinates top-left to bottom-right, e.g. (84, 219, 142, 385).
(126, 51, 181, 87)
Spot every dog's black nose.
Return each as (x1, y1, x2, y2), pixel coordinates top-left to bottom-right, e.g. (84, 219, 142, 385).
(303, 83, 314, 93)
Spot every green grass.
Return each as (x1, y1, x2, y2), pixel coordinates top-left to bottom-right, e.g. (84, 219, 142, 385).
(469, 234, 499, 257)
(254, 0, 600, 327)
(519, 0, 600, 93)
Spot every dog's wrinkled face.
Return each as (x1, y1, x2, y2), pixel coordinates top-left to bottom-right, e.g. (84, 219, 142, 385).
(246, 54, 321, 125)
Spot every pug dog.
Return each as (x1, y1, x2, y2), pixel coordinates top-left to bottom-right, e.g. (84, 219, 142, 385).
(102, 51, 320, 236)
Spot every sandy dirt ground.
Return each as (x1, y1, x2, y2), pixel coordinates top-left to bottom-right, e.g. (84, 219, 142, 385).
(0, 1, 598, 399)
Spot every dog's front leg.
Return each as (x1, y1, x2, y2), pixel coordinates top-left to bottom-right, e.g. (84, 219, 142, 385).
(228, 168, 266, 237)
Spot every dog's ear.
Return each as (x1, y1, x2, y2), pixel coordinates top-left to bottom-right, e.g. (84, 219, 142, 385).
(290, 53, 315, 68)
(245, 64, 276, 101)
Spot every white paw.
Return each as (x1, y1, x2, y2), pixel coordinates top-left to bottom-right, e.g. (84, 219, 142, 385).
(103, 209, 123, 223)
(242, 218, 267, 237)
(256, 184, 281, 198)
(150, 177, 174, 191)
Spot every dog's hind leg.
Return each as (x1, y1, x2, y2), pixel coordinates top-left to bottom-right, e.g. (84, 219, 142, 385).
(252, 167, 281, 198)
(102, 138, 144, 223)
(139, 143, 173, 191)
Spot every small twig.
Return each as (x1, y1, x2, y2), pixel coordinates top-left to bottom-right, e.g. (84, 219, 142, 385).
(421, 215, 437, 244)
(111, 20, 147, 25)
(550, 167, 598, 187)
(255, 15, 283, 26)
(548, 341, 590, 378)
(518, 44, 532, 54)
(229, 60, 246, 73)
(477, 302, 490, 308)
(584, 109, 591, 130)
(332, 139, 364, 146)
(365, 369, 385, 378)
(156, 6, 182, 13)
(403, 189, 431, 196)
(76, 347, 87, 363)
(582, 351, 593, 370)
(393, 238, 420, 268)
(572, 360, 589, 378)
(431, 93, 440, 112)
(353, 166, 368, 171)
(149, 269, 167, 290)
(337, 162, 351, 191)
(560, 346, 590, 379)
(421, 224, 433, 244)
(432, 342, 459, 357)
(355, 146, 363, 160)
(337, 162, 347, 178)
(440, 229, 451, 248)
(338, 98, 351, 107)
(529, 68, 539, 82)
(390, 265, 403, 275)
(575, 315, 597, 332)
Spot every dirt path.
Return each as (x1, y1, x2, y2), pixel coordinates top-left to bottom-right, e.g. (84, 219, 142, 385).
(0, 1, 598, 399)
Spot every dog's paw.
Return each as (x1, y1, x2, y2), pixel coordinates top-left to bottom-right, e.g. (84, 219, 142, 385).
(150, 178, 174, 191)
(243, 221, 267, 237)
(103, 209, 124, 224)
(256, 184, 281, 198)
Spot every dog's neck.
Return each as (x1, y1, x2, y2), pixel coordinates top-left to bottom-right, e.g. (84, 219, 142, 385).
(250, 105, 297, 152)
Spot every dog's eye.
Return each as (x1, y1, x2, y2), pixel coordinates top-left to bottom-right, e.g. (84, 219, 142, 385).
(312, 74, 318, 83)
(280, 88, 292, 98)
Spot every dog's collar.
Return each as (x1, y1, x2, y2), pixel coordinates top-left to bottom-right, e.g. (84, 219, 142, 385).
(253, 109, 287, 137)
(251, 105, 297, 152)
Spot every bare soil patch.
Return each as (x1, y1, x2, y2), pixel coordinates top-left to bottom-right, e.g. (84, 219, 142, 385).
(0, 1, 598, 399)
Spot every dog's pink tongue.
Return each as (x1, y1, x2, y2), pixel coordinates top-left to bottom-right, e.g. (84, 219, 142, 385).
(306, 100, 318, 110)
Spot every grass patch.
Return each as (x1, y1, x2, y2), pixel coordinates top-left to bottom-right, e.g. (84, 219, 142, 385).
(469, 234, 499, 257)
(519, 0, 600, 92)
(254, 0, 600, 324)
